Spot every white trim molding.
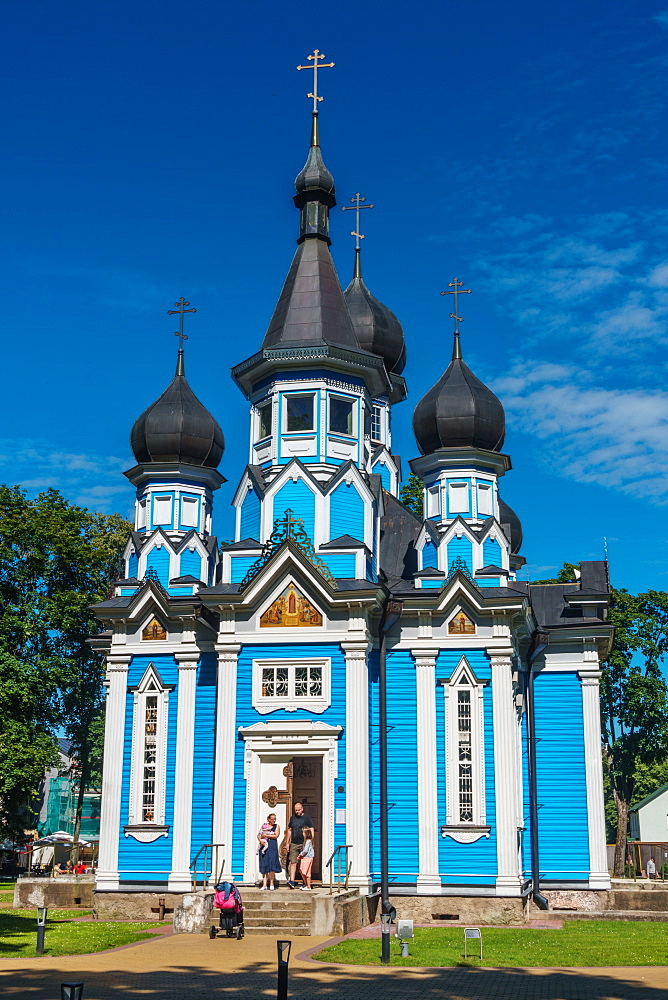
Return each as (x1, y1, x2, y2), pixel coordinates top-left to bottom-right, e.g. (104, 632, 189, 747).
(579, 668, 611, 890)
(440, 657, 487, 840)
(212, 643, 240, 882)
(251, 657, 331, 714)
(168, 652, 199, 892)
(489, 648, 523, 895)
(342, 640, 371, 888)
(238, 720, 342, 884)
(96, 656, 131, 891)
(127, 663, 170, 828)
(413, 649, 442, 893)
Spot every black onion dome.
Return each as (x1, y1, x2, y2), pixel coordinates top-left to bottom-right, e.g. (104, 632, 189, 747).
(295, 119, 335, 195)
(498, 497, 523, 554)
(413, 342, 505, 454)
(344, 266, 406, 374)
(131, 363, 224, 468)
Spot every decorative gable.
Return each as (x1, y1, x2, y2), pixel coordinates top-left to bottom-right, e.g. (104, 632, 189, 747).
(260, 582, 323, 628)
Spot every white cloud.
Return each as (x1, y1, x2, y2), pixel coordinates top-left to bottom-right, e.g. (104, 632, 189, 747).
(653, 10, 668, 29)
(491, 363, 668, 504)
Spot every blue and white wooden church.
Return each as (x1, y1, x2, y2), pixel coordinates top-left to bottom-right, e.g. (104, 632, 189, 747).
(93, 64, 613, 902)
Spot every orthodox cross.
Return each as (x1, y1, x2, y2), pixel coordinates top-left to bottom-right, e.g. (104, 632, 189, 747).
(341, 193, 374, 250)
(297, 49, 335, 113)
(441, 278, 472, 334)
(168, 297, 196, 349)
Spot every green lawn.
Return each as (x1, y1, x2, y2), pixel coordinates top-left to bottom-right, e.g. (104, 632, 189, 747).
(313, 922, 668, 968)
(0, 909, 163, 957)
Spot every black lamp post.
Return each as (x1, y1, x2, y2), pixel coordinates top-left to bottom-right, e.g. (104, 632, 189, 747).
(276, 939, 291, 1000)
(378, 596, 403, 965)
(61, 984, 84, 1000)
(36, 907, 47, 956)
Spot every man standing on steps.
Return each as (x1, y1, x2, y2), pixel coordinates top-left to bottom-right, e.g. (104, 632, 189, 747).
(285, 801, 312, 889)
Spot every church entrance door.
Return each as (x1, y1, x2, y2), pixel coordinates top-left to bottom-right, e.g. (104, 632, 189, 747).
(258, 755, 323, 883)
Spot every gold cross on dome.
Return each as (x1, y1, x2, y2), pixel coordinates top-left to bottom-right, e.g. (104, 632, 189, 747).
(441, 278, 472, 334)
(341, 193, 374, 250)
(168, 297, 196, 349)
(297, 49, 335, 113)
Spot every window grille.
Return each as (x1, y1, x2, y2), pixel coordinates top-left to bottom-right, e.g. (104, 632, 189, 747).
(457, 690, 474, 823)
(142, 692, 158, 822)
(261, 663, 322, 699)
(371, 405, 382, 441)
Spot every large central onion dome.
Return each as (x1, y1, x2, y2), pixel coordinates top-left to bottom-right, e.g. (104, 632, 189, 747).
(413, 333, 505, 454)
(131, 353, 224, 469)
(344, 250, 406, 374)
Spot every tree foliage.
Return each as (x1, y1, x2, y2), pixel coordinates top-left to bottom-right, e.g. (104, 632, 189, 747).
(531, 562, 579, 584)
(0, 485, 130, 840)
(399, 474, 424, 519)
(601, 588, 668, 875)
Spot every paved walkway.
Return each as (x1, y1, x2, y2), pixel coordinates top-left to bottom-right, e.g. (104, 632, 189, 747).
(0, 931, 667, 1000)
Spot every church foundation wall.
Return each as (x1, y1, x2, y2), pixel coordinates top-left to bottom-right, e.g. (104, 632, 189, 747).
(386, 893, 527, 925)
(14, 878, 95, 910)
(94, 890, 182, 921)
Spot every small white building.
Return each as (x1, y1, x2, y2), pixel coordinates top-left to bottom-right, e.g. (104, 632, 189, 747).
(629, 783, 668, 843)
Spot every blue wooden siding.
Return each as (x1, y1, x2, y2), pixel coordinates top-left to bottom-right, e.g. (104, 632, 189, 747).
(274, 480, 316, 541)
(447, 536, 473, 573)
(232, 643, 347, 878)
(436, 650, 497, 884)
(320, 553, 356, 578)
(230, 556, 256, 584)
(190, 655, 216, 865)
(368, 649, 419, 882)
(240, 487, 261, 541)
(534, 672, 589, 881)
(329, 482, 364, 541)
(421, 579, 442, 589)
(146, 547, 171, 588)
(180, 549, 202, 581)
(128, 552, 138, 578)
(478, 577, 500, 588)
(373, 461, 391, 490)
(118, 655, 178, 884)
(483, 538, 502, 567)
(422, 540, 438, 569)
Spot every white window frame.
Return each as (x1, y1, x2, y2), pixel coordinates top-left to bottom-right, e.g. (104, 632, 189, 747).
(426, 485, 440, 518)
(153, 494, 173, 526)
(252, 657, 331, 715)
(128, 664, 170, 826)
(283, 393, 316, 433)
(444, 658, 486, 827)
(370, 404, 383, 442)
(257, 400, 272, 440)
(181, 496, 199, 529)
(448, 482, 469, 515)
(137, 498, 148, 529)
(328, 393, 356, 438)
(477, 482, 493, 517)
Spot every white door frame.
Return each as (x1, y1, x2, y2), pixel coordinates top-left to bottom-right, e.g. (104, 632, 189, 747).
(238, 721, 343, 883)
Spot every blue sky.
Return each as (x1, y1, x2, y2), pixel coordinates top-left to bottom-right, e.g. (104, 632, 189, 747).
(2, 0, 668, 594)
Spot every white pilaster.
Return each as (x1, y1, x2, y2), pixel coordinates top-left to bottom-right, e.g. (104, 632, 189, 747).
(580, 668, 611, 889)
(96, 655, 130, 891)
(342, 640, 371, 888)
(168, 652, 199, 891)
(212, 643, 240, 882)
(414, 649, 441, 893)
(489, 649, 523, 895)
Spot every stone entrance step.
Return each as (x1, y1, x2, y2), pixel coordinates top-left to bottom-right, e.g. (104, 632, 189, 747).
(205, 886, 318, 936)
(545, 910, 668, 923)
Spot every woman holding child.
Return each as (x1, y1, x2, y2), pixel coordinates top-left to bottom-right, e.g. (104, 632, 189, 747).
(257, 812, 282, 890)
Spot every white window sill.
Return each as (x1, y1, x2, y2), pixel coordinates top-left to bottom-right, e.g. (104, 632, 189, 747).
(441, 825, 490, 844)
(255, 697, 329, 715)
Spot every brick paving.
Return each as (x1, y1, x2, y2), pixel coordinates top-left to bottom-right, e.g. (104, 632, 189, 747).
(0, 930, 667, 1000)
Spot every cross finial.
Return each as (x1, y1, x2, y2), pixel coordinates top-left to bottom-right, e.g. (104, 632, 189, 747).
(168, 297, 196, 374)
(441, 278, 472, 358)
(297, 49, 335, 114)
(341, 193, 375, 252)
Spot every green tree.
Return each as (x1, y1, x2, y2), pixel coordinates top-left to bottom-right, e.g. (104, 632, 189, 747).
(532, 562, 580, 584)
(0, 485, 130, 844)
(399, 474, 424, 519)
(601, 588, 668, 876)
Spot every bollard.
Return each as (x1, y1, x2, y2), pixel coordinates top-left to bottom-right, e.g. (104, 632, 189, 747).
(277, 940, 291, 1000)
(36, 907, 47, 956)
(61, 984, 84, 1000)
(380, 910, 392, 965)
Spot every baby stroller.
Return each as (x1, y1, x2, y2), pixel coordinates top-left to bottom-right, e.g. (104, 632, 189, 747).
(210, 881, 245, 940)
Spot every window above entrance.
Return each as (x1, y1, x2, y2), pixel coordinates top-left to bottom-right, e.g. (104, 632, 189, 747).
(252, 657, 331, 714)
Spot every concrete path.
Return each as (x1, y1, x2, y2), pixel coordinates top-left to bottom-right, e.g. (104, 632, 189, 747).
(1, 930, 667, 1000)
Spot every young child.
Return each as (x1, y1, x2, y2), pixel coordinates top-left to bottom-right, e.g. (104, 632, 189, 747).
(298, 827, 315, 891)
(257, 820, 272, 854)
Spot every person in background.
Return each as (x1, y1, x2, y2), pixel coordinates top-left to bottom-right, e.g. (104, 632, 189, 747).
(257, 812, 282, 890)
(647, 856, 657, 879)
(285, 801, 313, 889)
(74, 861, 86, 875)
(298, 827, 315, 891)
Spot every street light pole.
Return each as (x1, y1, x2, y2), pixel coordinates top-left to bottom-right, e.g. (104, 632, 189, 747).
(378, 597, 403, 965)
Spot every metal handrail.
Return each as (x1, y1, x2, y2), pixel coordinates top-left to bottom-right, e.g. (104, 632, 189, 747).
(190, 843, 225, 892)
(325, 844, 352, 895)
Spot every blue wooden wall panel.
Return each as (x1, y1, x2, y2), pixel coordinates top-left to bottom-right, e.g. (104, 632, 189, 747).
(437, 650, 497, 884)
(478, 578, 500, 588)
(320, 553, 356, 578)
(274, 480, 316, 541)
(240, 488, 261, 541)
(190, 655, 216, 869)
(483, 538, 502, 567)
(421, 579, 442, 589)
(330, 482, 365, 542)
(447, 536, 473, 574)
(180, 549, 202, 581)
(118, 655, 178, 883)
(422, 540, 438, 569)
(521, 708, 531, 878)
(232, 643, 347, 877)
(534, 672, 589, 880)
(128, 552, 138, 578)
(230, 556, 256, 584)
(373, 462, 391, 490)
(146, 547, 171, 588)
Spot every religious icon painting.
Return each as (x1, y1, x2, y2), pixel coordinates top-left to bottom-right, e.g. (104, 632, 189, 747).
(142, 617, 167, 641)
(260, 582, 323, 628)
(448, 610, 476, 635)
